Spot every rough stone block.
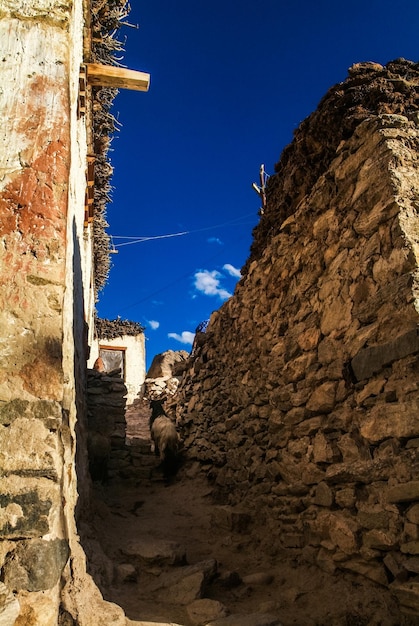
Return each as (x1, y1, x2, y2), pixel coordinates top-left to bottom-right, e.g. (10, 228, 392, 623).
(304, 514, 331, 547)
(401, 556, 419, 574)
(293, 416, 322, 437)
(391, 582, 419, 613)
(328, 513, 359, 555)
(122, 538, 186, 566)
(313, 481, 334, 507)
(404, 521, 419, 541)
(336, 433, 370, 462)
(325, 459, 390, 484)
(341, 558, 388, 586)
(387, 481, 419, 504)
(351, 328, 419, 381)
(3, 538, 69, 591)
(0, 418, 59, 478)
(187, 598, 228, 625)
(211, 506, 251, 533)
(335, 488, 356, 509)
(0, 489, 52, 539)
(383, 552, 406, 579)
(363, 529, 396, 550)
(297, 327, 321, 351)
(320, 296, 352, 336)
(312, 432, 334, 463)
(301, 463, 325, 485)
(282, 353, 316, 383)
(0, 582, 20, 625)
(153, 560, 217, 606)
(306, 381, 337, 413)
(354, 273, 413, 325)
(353, 198, 399, 237)
(0, 399, 30, 426)
(0, 398, 62, 430)
(355, 378, 386, 404)
(357, 508, 390, 530)
(400, 542, 419, 555)
(407, 504, 419, 524)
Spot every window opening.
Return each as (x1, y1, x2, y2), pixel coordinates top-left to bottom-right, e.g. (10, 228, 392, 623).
(99, 345, 126, 379)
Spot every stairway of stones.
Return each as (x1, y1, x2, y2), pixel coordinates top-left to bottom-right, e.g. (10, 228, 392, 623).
(90, 400, 285, 626)
(85, 400, 415, 626)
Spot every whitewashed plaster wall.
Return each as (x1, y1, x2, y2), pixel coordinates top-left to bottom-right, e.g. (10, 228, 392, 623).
(0, 0, 128, 623)
(89, 333, 146, 405)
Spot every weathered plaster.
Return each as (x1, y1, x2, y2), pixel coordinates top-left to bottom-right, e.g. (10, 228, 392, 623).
(0, 0, 70, 23)
(89, 334, 146, 405)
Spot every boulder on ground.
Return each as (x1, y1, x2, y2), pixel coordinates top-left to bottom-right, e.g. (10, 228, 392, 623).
(187, 598, 228, 624)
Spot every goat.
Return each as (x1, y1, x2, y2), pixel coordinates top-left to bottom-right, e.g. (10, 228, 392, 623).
(149, 399, 180, 481)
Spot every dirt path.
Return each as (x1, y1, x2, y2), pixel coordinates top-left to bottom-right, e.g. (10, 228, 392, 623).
(88, 403, 415, 626)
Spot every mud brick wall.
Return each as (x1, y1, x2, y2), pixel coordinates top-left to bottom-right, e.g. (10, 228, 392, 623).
(175, 61, 419, 615)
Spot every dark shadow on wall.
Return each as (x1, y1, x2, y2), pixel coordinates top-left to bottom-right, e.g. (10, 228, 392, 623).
(70, 218, 91, 520)
(69, 218, 129, 598)
(68, 217, 109, 595)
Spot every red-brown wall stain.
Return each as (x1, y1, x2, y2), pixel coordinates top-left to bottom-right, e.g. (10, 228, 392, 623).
(0, 139, 69, 237)
(20, 355, 63, 401)
(0, 73, 70, 271)
(0, 71, 71, 392)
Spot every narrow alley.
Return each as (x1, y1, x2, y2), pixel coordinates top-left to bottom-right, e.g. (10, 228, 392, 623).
(85, 401, 411, 626)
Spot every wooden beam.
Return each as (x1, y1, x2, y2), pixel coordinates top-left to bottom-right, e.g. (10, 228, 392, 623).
(86, 63, 150, 92)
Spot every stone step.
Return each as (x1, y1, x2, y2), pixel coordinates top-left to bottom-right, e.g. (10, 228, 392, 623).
(130, 447, 154, 458)
(127, 438, 153, 454)
(131, 455, 156, 468)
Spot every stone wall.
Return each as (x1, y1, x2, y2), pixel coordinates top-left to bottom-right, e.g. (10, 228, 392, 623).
(0, 1, 76, 623)
(87, 368, 128, 481)
(174, 61, 419, 615)
(86, 369, 163, 484)
(0, 1, 129, 623)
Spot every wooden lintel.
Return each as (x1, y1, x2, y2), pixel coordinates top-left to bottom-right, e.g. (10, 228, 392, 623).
(86, 63, 150, 92)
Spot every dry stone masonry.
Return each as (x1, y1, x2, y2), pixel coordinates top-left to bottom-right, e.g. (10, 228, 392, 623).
(86, 368, 161, 483)
(87, 368, 128, 481)
(145, 350, 190, 400)
(174, 60, 419, 616)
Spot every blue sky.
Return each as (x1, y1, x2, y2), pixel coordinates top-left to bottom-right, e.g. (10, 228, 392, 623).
(96, 0, 419, 370)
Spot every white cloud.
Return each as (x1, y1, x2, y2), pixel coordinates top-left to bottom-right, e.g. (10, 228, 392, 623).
(194, 269, 232, 300)
(148, 320, 160, 330)
(168, 331, 195, 345)
(223, 263, 242, 278)
(207, 237, 223, 245)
